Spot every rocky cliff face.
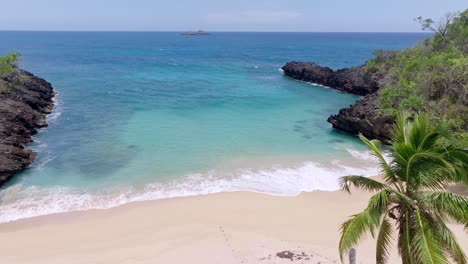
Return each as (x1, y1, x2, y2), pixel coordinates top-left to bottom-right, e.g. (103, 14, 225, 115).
(282, 61, 392, 141)
(0, 69, 54, 186)
(327, 93, 394, 142)
(282, 62, 380, 96)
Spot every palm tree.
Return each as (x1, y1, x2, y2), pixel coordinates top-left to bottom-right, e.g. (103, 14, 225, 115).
(338, 111, 468, 264)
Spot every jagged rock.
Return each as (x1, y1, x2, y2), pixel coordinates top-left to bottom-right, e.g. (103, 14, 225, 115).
(282, 61, 392, 141)
(0, 69, 54, 186)
(282, 62, 379, 96)
(327, 93, 394, 142)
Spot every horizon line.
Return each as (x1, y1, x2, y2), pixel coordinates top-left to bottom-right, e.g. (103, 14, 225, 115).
(0, 29, 431, 34)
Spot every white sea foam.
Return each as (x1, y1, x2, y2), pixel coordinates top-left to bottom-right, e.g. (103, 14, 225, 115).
(346, 148, 377, 162)
(0, 160, 378, 223)
(279, 70, 342, 91)
(346, 148, 392, 163)
(47, 93, 61, 123)
(46, 111, 62, 123)
(307, 82, 331, 89)
(51, 93, 59, 105)
(33, 153, 57, 170)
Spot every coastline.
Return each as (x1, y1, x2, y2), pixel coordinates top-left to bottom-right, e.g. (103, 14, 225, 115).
(0, 157, 379, 223)
(281, 61, 393, 143)
(0, 69, 55, 186)
(0, 31, 465, 264)
(1, 186, 466, 263)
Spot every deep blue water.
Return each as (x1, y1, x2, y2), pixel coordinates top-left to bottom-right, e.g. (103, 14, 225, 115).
(0, 32, 430, 222)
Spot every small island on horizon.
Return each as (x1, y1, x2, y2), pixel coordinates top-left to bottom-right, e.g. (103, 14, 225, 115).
(181, 30, 209, 35)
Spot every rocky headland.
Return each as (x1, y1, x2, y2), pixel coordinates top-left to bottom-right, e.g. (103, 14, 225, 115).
(281, 61, 380, 96)
(0, 69, 54, 186)
(282, 61, 393, 141)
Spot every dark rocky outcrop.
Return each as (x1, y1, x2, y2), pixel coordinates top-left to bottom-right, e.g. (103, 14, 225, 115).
(282, 61, 380, 96)
(282, 61, 391, 141)
(0, 69, 54, 186)
(327, 93, 394, 142)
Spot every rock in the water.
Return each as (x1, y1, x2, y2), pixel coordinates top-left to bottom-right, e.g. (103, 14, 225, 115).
(327, 93, 393, 142)
(282, 61, 379, 96)
(0, 69, 54, 186)
(282, 61, 393, 141)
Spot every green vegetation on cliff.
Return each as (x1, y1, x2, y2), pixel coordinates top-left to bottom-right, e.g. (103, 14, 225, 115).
(365, 10, 467, 141)
(0, 52, 21, 76)
(0, 52, 22, 92)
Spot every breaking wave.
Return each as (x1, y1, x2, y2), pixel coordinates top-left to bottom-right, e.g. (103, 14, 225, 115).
(0, 159, 378, 223)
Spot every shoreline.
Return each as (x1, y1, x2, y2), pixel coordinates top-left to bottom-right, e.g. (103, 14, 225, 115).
(0, 189, 378, 264)
(0, 68, 55, 186)
(2, 186, 466, 263)
(0, 158, 379, 224)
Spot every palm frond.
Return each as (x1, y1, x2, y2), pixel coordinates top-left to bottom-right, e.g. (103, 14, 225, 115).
(339, 211, 376, 262)
(409, 113, 429, 149)
(405, 151, 458, 189)
(387, 189, 416, 208)
(358, 135, 400, 185)
(411, 210, 449, 264)
(340, 110, 467, 263)
(418, 191, 468, 228)
(418, 126, 449, 151)
(390, 110, 412, 145)
(340, 175, 387, 193)
(443, 148, 468, 184)
(417, 171, 448, 190)
(398, 210, 413, 264)
(388, 111, 467, 189)
(376, 217, 393, 264)
(431, 215, 467, 264)
(339, 190, 392, 261)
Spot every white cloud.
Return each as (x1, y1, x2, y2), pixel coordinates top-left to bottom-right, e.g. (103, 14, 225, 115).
(204, 10, 301, 24)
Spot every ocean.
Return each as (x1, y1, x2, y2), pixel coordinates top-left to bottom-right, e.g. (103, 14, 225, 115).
(0, 32, 430, 222)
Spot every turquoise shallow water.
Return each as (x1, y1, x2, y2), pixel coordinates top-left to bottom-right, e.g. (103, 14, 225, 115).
(0, 32, 430, 222)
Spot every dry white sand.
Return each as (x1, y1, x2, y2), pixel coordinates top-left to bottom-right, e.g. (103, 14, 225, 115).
(0, 188, 466, 264)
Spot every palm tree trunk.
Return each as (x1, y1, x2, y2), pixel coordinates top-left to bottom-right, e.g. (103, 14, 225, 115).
(349, 248, 356, 264)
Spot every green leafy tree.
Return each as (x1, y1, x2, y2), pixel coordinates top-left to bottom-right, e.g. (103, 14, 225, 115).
(370, 10, 468, 138)
(415, 12, 458, 46)
(338, 111, 468, 264)
(446, 10, 468, 52)
(0, 52, 21, 76)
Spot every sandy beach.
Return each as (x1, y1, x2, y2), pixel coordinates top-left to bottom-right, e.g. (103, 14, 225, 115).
(1, 4, 467, 264)
(0, 187, 466, 264)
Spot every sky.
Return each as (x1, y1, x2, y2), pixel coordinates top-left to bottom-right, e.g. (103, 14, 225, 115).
(0, 0, 466, 32)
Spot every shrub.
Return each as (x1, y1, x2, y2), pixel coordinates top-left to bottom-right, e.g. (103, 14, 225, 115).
(0, 52, 21, 76)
